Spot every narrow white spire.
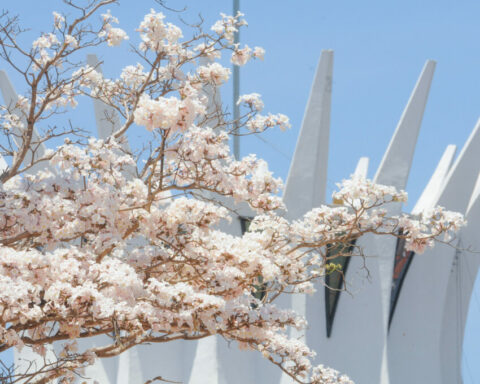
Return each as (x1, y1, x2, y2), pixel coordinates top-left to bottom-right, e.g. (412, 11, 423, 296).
(86, 55, 123, 141)
(374, 60, 436, 189)
(279, 50, 334, 384)
(0, 70, 51, 174)
(467, 172, 480, 214)
(116, 347, 143, 384)
(0, 153, 7, 175)
(372, 60, 436, 384)
(283, 49, 334, 218)
(354, 156, 369, 178)
(188, 336, 225, 384)
(387, 119, 480, 384)
(435, 118, 480, 212)
(411, 144, 456, 215)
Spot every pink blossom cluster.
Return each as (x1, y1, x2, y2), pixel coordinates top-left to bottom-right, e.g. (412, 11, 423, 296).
(0, 5, 465, 384)
(99, 10, 129, 47)
(237, 93, 264, 112)
(137, 9, 183, 53)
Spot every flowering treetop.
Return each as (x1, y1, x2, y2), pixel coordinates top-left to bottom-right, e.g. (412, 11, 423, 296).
(0, 1, 464, 383)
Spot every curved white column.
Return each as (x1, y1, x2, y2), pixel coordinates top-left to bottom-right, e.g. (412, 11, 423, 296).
(311, 60, 435, 384)
(411, 144, 457, 215)
(189, 336, 226, 384)
(283, 49, 333, 217)
(388, 119, 480, 384)
(386, 144, 456, 384)
(354, 157, 369, 178)
(276, 50, 334, 384)
(0, 70, 51, 175)
(439, 181, 480, 384)
(0, 153, 7, 175)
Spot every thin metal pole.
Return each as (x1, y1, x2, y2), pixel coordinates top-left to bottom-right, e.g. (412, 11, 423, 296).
(233, 0, 240, 160)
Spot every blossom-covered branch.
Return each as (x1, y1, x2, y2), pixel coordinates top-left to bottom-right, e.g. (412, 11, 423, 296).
(0, 2, 464, 383)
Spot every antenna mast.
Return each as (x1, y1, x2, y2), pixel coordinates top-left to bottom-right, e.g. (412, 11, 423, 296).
(233, 0, 240, 160)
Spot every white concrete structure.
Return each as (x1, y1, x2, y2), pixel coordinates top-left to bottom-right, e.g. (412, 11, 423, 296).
(0, 70, 52, 176)
(389, 121, 480, 384)
(2, 49, 480, 384)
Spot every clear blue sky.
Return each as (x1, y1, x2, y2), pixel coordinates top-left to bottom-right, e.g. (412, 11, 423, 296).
(1, 0, 480, 382)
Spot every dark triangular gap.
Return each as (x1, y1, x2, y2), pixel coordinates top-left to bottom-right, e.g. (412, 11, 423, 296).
(325, 239, 357, 337)
(388, 234, 415, 329)
(240, 216, 252, 235)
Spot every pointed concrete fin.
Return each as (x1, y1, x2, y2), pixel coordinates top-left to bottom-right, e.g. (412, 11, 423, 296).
(84, 358, 114, 384)
(412, 144, 456, 215)
(436, 119, 480, 213)
(116, 348, 144, 384)
(0, 70, 28, 146)
(0, 70, 49, 167)
(283, 49, 333, 219)
(0, 70, 23, 122)
(189, 336, 224, 384)
(280, 52, 334, 384)
(0, 153, 7, 175)
(374, 60, 436, 189)
(466, 171, 480, 220)
(354, 157, 369, 178)
(370, 61, 435, 383)
(467, 172, 480, 214)
(86, 55, 123, 141)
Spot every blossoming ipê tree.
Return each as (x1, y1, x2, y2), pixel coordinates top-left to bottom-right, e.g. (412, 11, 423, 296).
(0, 1, 465, 383)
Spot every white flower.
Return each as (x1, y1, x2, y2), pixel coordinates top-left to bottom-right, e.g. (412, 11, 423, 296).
(231, 45, 252, 66)
(137, 9, 182, 53)
(211, 12, 246, 44)
(253, 46, 265, 60)
(237, 93, 264, 112)
(105, 27, 129, 46)
(65, 35, 78, 48)
(121, 64, 147, 88)
(32, 33, 60, 50)
(53, 12, 65, 28)
(98, 11, 128, 46)
(194, 43, 221, 60)
(134, 94, 202, 133)
(197, 62, 230, 85)
(246, 113, 291, 132)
